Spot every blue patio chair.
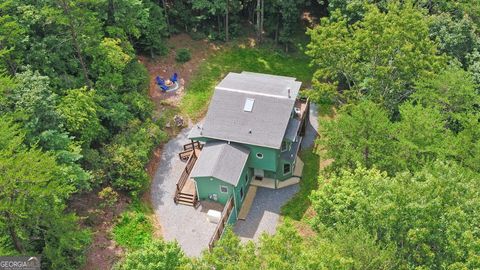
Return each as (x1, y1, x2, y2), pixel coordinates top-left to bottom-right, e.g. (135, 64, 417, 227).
(160, 84, 169, 91)
(155, 76, 165, 85)
(170, 73, 178, 83)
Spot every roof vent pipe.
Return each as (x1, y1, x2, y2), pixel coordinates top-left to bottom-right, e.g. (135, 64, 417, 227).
(249, 129, 252, 134)
(287, 87, 291, 98)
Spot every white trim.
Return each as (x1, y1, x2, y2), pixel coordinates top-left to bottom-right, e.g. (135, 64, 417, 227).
(220, 185, 229, 193)
(283, 163, 291, 175)
(216, 86, 292, 99)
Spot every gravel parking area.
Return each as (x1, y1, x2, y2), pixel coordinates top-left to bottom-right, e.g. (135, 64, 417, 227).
(151, 127, 218, 257)
(234, 185, 298, 241)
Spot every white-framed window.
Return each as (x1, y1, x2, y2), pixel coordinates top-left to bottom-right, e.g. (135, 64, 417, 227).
(220, 185, 228, 193)
(283, 163, 291, 175)
(281, 141, 288, 152)
(256, 152, 264, 159)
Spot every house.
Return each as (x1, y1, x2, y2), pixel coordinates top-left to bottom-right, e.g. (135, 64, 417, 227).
(173, 71, 309, 247)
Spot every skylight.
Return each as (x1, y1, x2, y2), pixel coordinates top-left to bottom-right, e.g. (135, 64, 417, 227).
(244, 98, 255, 112)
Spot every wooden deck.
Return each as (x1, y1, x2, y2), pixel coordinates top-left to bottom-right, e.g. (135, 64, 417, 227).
(238, 186, 257, 220)
(181, 178, 196, 196)
(208, 196, 235, 251)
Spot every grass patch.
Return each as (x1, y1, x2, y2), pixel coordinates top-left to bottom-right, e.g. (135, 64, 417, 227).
(180, 46, 313, 121)
(112, 200, 154, 250)
(281, 149, 320, 220)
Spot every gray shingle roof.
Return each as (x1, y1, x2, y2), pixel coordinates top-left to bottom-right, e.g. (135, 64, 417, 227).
(190, 141, 250, 186)
(189, 72, 302, 149)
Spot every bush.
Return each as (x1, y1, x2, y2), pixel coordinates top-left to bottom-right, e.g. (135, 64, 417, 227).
(113, 211, 152, 249)
(175, 48, 191, 63)
(105, 120, 167, 195)
(114, 241, 186, 270)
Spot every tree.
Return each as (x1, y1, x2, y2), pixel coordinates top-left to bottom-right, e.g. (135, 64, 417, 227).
(306, 2, 445, 112)
(393, 103, 453, 172)
(310, 162, 480, 269)
(413, 65, 480, 131)
(57, 87, 105, 145)
(0, 117, 90, 269)
(319, 100, 396, 174)
(115, 241, 187, 270)
(7, 69, 60, 140)
(429, 12, 480, 67)
(138, 1, 168, 57)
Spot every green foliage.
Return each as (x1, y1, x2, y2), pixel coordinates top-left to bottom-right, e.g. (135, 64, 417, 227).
(307, 2, 445, 111)
(429, 12, 480, 67)
(310, 162, 480, 269)
(319, 100, 395, 173)
(98, 187, 119, 209)
(0, 117, 90, 270)
(113, 212, 152, 249)
(57, 87, 105, 145)
(137, 1, 169, 57)
(115, 240, 186, 270)
(192, 221, 396, 269)
(413, 65, 480, 131)
(175, 48, 192, 63)
(105, 120, 167, 194)
(281, 149, 320, 220)
(180, 47, 313, 120)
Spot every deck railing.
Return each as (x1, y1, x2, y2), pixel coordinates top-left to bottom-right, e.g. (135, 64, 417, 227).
(179, 141, 203, 161)
(208, 196, 235, 251)
(174, 150, 198, 204)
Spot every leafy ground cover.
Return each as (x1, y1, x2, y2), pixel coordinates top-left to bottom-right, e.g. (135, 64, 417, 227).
(281, 149, 320, 220)
(112, 200, 155, 250)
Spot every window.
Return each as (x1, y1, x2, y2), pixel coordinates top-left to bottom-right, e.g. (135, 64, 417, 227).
(220, 185, 228, 193)
(256, 152, 263, 159)
(244, 98, 255, 112)
(283, 163, 291, 175)
(240, 187, 244, 200)
(281, 141, 288, 152)
(245, 173, 248, 184)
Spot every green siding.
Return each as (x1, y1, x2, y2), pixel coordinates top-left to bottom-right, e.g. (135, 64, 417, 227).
(194, 176, 234, 205)
(245, 145, 278, 172)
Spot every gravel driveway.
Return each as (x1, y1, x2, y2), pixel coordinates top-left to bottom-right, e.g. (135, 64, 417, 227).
(151, 103, 319, 255)
(151, 128, 218, 257)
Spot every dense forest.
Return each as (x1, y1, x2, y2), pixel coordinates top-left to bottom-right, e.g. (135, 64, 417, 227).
(0, 0, 479, 269)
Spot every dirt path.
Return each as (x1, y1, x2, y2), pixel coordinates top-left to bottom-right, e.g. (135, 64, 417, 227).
(69, 189, 129, 270)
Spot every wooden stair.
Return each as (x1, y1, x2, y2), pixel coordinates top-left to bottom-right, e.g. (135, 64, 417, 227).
(177, 193, 195, 206)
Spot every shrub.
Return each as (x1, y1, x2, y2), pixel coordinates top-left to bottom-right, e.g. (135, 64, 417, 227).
(175, 48, 191, 63)
(98, 187, 119, 209)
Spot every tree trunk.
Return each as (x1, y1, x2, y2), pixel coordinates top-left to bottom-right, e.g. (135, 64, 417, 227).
(260, 0, 264, 41)
(364, 146, 369, 168)
(225, 0, 229, 42)
(59, 0, 92, 89)
(275, 14, 280, 45)
(107, 0, 115, 26)
(256, 0, 261, 40)
(160, 0, 170, 33)
(217, 15, 222, 37)
(6, 212, 24, 253)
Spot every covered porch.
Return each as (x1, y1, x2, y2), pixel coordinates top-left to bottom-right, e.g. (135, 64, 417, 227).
(250, 155, 304, 189)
